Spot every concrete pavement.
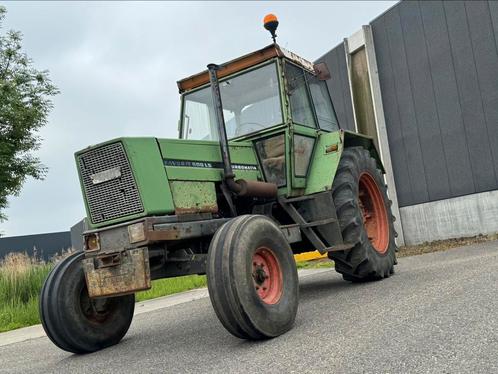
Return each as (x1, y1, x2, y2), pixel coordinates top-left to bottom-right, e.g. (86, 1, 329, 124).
(1, 242, 497, 373)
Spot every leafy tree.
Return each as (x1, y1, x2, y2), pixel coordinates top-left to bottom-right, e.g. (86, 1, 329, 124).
(0, 6, 58, 222)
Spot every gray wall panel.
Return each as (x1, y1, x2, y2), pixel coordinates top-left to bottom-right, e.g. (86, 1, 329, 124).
(444, 1, 498, 192)
(465, 1, 498, 181)
(371, 0, 498, 206)
(335, 44, 356, 132)
(316, 44, 356, 132)
(318, 0, 498, 207)
(398, 0, 451, 201)
(372, 13, 414, 206)
(419, 0, 475, 197)
(491, 1, 498, 48)
(378, 6, 429, 205)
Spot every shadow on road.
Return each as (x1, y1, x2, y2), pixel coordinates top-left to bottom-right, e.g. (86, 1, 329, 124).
(55, 271, 368, 364)
(298, 273, 357, 303)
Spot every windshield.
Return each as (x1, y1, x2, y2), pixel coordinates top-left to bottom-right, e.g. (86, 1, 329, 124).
(181, 62, 283, 140)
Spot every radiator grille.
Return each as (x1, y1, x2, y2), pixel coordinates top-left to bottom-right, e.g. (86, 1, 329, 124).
(78, 142, 144, 224)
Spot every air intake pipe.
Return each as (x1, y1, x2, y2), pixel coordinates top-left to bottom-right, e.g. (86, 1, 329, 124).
(207, 64, 277, 198)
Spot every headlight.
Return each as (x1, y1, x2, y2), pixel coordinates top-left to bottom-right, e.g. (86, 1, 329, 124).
(128, 222, 146, 243)
(85, 233, 100, 252)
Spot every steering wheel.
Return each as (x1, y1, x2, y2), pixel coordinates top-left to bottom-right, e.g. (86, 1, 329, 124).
(235, 122, 266, 136)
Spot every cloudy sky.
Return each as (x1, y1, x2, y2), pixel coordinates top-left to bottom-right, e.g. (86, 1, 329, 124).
(1, 1, 394, 237)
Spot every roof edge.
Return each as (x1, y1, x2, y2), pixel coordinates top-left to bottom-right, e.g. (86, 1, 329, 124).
(177, 43, 315, 93)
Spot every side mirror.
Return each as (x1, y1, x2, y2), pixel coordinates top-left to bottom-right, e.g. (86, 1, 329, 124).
(313, 62, 331, 81)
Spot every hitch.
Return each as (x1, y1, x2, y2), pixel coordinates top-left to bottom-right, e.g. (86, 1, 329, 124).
(82, 248, 151, 298)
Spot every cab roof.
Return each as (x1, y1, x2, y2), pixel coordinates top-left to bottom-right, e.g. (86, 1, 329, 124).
(176, 43, 315, 93)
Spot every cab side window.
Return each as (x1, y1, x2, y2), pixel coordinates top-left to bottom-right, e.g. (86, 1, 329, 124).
(308, 75, 339, 132)
(286, 63, 316, 128)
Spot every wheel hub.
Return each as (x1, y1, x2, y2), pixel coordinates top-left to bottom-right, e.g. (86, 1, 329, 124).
(80, 286, 113, 323)
(358, 172, 390, 254)
(253, 266, 268, 285)
(251, 247, 283, 305)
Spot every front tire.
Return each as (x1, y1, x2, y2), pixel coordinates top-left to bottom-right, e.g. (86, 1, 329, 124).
(40, 252, 135, 354)
(207, 215, 299, 339)
(329, 147, 397, 282)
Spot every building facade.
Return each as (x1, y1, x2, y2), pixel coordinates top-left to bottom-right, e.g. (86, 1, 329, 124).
(0, 231, 71, 261)
(317, 0, 498, 244)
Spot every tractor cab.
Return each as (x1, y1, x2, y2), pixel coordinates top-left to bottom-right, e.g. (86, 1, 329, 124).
(177, 43, 340, 196)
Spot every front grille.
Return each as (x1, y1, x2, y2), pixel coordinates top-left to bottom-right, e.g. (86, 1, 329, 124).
(78, 142, 144, 224)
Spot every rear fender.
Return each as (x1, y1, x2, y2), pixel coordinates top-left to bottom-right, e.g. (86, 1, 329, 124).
(304, 130, 384, 195)
(342, 130, 385, 173)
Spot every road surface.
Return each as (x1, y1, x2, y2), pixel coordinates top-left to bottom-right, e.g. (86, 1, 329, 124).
(1, 241, 498, 373)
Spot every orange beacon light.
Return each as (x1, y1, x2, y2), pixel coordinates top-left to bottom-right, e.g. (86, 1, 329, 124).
(263, 13, 279, 43)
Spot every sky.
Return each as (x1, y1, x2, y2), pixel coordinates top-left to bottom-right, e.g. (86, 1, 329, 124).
(0, 1, 395, 237)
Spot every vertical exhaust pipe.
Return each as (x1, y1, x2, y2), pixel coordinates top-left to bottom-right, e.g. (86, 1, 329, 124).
(207, 64, 235, 184)
(207, 64, 278, 198)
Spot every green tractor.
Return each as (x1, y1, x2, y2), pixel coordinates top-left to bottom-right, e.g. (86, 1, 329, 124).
(40, 16, 397, 353)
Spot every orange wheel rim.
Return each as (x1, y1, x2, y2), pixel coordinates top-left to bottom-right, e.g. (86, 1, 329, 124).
(252, 247, 283, 305)
(358, 172, 389, 254)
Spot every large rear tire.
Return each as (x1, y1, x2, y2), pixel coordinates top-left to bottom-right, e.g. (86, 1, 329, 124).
(40, 252, 135, 354)
(207, 215, 298, 339)
(328, 147, 397, 282)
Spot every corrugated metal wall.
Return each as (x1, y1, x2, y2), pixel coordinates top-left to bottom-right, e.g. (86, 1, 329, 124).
(0, 231, 71, 261)
(371, 0, 498, 207)
(315, 43, 356, 132)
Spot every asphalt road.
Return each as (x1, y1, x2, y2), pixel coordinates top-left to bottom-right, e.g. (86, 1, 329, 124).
(1, 241, 498, 373)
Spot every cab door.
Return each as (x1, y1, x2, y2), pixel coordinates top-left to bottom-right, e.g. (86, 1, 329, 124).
(285, 62, 340, 195)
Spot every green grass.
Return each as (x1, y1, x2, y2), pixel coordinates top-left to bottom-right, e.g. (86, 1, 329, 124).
(137, 260, 333, 302)
(0, 251, 332, 333)
(4, 231, 496, 333)
(0, 254, 52, 333)
(296, 259, 334, 269)
(136, 275, 207, 302)
(0, 298, 41, 333)
(0, 252, 209, 333)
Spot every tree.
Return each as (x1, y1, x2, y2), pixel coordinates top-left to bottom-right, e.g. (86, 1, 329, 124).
(0, 6, 58, 222)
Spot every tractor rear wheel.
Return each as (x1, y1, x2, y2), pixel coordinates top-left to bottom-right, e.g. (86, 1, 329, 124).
(207, 215, 298, 339)
(329, 147, 397, 282)
(40, 252, 135, 354)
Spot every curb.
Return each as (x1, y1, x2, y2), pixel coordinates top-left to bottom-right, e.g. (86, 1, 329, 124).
(0, 267, 332, 348)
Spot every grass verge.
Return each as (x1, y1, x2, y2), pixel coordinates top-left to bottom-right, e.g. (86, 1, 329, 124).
(0, 253, 210, 333)
(0, 251, 333, 333)
(1, 234, 496, 333)
(0, 254, 52, 333)
(296, 259, 333, 269)
(136, 275, 207, 302)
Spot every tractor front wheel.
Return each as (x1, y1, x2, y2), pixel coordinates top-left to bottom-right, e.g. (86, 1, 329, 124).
(40, 252, 135, 354)
(329, 147, 397, 282)
(207, 215, 299, 339)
